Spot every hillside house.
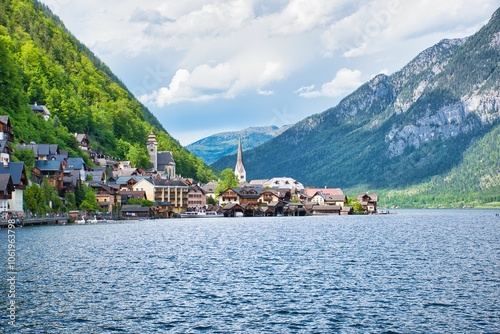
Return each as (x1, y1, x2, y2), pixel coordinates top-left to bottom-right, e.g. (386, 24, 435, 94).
(0, 116, 14, 142)
(74, 133, 91, 152)
(17, 143, 60, 161)
(30, 103, 51, 121)
(33, 160, 66, 191)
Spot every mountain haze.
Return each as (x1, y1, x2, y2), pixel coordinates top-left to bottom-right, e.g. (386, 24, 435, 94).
(213, 8, 500, 204)
(186, 125, 291, 165)
(0, 0, 215, 182)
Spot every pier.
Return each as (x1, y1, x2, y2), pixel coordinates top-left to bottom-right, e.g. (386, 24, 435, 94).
(0, 217, 69, 228)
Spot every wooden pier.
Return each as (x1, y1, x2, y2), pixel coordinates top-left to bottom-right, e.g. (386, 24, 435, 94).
(0, 217, 69, 228)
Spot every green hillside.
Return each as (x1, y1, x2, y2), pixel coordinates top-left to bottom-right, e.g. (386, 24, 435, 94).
(0, 0, 215, 182)
(213, 8, 500, 207)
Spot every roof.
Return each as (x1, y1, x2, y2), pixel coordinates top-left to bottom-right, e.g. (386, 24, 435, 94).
(121, 205, 151, 212)
(66, 158, 85, 170)
(0, 162, 24, 185)
(358, 193, 379, 202)
(0, 116, 9, 125)
(150, 178, 188, 187)
(17, 143, 59, 157)
(35, 160, 62, 172)
(157, 151, 175, 165)
(63, 170, 80, 186)
(201, 181, 218, 193)
(75, 134, 87, 143)
(326, 195, 347, 201)
(264, 177, 304, 190)
(304, 187, 344, 198)
(0, 174, 13, 192)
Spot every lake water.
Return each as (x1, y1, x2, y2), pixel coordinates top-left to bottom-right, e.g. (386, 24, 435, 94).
(1, 209, 499, 333)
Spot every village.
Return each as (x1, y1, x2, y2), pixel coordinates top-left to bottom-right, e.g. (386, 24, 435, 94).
(0, 104, 378, 225)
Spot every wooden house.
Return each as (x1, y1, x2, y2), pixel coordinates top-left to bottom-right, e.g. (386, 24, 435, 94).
(0, 116, 14, 142)
(0, 174, 14, 214)
(357, 193, 378, 214)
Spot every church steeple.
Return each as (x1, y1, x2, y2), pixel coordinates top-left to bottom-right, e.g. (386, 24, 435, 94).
(234, 135, 246, 183)
(147, 132, 158, 171)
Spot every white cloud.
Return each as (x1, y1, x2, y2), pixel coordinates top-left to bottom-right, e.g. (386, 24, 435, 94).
(257, 89, 274, 96)
(297, 68, 363, 98)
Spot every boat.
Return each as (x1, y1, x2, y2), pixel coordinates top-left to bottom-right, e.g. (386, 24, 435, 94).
(88, 216, 98, 224)
(75, 217, 86, 224)
(180, 210, 223, 218)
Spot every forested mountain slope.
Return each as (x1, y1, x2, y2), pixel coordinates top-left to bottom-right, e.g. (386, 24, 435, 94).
(0, 0, 215, 182)
(186, 125, 291, 165)
(213, 8, 500, 205)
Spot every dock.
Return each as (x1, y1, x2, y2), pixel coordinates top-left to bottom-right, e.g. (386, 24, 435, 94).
(0, 217, 69, 228)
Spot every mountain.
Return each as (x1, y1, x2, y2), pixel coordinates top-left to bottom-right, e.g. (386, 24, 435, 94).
(213, 8, 500, 205)
(186, 125, 291, 165)
(0, 0, 215, 182)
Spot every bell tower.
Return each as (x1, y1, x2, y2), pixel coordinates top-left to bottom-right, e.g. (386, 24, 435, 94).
(234, 135, 246, 183)
(147, 132, 158, 171)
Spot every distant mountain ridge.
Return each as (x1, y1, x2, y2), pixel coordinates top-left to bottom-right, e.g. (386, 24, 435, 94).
(186, 125, 291, 165)
(212, 7, 500, 206)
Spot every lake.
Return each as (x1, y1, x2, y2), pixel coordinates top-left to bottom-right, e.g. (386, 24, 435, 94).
(1, 209, 499, 333)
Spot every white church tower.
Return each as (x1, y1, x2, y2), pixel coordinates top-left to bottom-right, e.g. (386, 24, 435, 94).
(234, 135, 246, 183)
(147, 132, 158, 171)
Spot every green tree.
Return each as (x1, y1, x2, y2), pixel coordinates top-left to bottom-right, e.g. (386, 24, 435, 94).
(352, 201, 364, 214)
(24, 183, 45, 214)
(126, 198, 153, 207)
(80, 187, 98, 212)
(215, 168, 239, 197)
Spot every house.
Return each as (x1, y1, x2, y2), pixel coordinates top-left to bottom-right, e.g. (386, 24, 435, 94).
(258, 189, 280, 205)
(218, 188, 239, 205)
(33, 160, 66, 191)
(201, 181, 218, 200)
(74, 133, 91, 152)
(304, 187, 344, 198)
(17, 143, 60, 161)
(0, 116, 14, 142)
(87, 167, 106, 183)
(133, 178, 155, 201)
(89, 182, 120, 213)
(357, 193, 378, 214)
(0, 161, 27, 213)
(311, 205, 342, 215)
(30, 102, 51, 121)
(66, 157, 86, 182)
(120, 189, 147, 206)
(0, 174, 14, 214)
(188, 185, 206, 209)
(121, 204, 152, 219)
(133, 178, 189, 213)
(325, 195, 347, 207)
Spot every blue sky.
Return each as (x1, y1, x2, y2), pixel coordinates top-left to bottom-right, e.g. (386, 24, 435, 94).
(40, 0, 498, 145)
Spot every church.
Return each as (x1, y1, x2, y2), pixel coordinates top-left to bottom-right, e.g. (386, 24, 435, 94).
(146, 133, 176, 178)
(234, 135, 246, 184)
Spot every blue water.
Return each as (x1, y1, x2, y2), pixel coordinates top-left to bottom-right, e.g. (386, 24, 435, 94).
(1, 210, 499, 333)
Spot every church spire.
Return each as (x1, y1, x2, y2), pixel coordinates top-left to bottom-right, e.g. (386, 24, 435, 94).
(234, 135, 246, 183)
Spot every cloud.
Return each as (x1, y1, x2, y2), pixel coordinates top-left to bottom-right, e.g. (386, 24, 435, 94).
(257, 89, 274, 96)
(296, 68, 363, 98)
(130, 8, 174, 24)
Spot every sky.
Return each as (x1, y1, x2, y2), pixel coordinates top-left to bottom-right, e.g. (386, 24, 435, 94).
(40, 0, 498, 146)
